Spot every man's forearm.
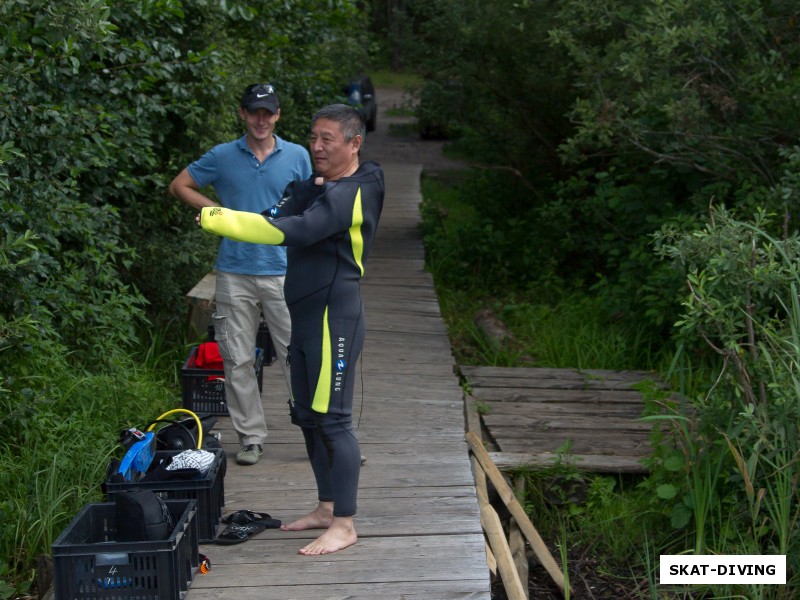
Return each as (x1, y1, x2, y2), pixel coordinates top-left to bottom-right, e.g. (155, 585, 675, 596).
(170, 185, 218, 210)
(199, 206, 285, 245)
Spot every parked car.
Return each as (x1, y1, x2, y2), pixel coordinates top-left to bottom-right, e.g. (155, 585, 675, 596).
(344, 75, 377, 132)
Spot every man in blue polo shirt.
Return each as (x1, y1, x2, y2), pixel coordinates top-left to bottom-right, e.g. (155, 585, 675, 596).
(169, 83, 312, 466)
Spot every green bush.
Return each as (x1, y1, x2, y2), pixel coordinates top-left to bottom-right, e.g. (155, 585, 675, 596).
(0, 0, 373, 594)
(644, 206, 800, 594)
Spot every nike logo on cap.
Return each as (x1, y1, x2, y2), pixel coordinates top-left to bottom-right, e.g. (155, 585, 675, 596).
(256, 92, 272, 98)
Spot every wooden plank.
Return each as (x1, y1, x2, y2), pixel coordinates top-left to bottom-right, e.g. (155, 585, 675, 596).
(190, 556, 487, 587)
(493, 437, 650, 456)
(186, 271, 217, 307)
(489, 451, 649, 474)
(461, 365, 663, 387)
(510, 474, 530, 600)
(185, 271, 217, 339)
(188, 582, 490, 600)
(482, 397, 644, 419)
(470, 456, 497, 577)
(470, 388, 650, 403)
(463, 363, 671, 474)
(481, 502, 528, 600)
(487, 430, 649, 449)
(484, 414, 652, 431)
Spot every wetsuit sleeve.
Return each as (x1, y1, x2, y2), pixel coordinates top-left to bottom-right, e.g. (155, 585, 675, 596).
(263, 179, 309, 218)
(199, 206, 285, 245)
(270, 183, 362, 246)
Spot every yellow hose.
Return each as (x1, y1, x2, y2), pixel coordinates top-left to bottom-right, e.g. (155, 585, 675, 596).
(146, 408, 203, 448)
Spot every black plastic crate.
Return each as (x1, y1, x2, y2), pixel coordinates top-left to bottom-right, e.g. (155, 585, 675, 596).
(180, 345, 264, 416)
(206, 319, 275, 365)
(51, 499, 198, 600)
(105, 449, 225, 543)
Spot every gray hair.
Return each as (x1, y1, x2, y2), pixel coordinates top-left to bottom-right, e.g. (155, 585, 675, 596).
(311, 103, 366, 142)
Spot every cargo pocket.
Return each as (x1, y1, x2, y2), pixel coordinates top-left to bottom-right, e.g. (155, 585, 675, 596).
(211, 313, 231, 361)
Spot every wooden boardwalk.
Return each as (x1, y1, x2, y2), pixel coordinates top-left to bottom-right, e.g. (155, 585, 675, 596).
(187, 163, 492, 600)
(462, 366, 666, 474)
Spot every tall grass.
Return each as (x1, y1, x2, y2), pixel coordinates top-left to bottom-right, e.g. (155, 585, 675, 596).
(435, 285, 666, 370)
(500, 294, 663, 370)
(0, 330, 184, 595)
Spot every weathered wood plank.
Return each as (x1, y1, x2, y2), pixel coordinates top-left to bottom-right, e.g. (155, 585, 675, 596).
(190, 556, 487, 588)
(461, 365, 663, 386)
(482, 409, 645, 424)
(464, 365, 663, 474)
(466, 431, 567, 595)
(484, 415, 652, 431)
(185, 271, 217, 307)
(188, 581, 490, 600)
(492, 436, 651, 455)
(469, 388, 652, 403)
(200, 533, 488, 563)
(185, 271, 217, 338)
(489, 451, 649, 474)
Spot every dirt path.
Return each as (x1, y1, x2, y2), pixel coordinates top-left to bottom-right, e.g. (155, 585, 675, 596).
(360, 86, 466, 174)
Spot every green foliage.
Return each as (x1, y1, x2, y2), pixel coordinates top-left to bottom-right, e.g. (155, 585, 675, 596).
(1, 0, 372, 355)
(655, 206, 800, 412)
(520, 465, 668, 590)
(404, 0, 800, 347)
(472, 400, 490, 416)
(500, 293, 664, 370)
(421, 174, 670, 370)
(0, 0, 374, 592)
(399, 0, 574, 170)
(420, 172, 553, 291)
(406, 0, 800, 595)
(0, 348, 179, 595)
(640, 206, 800, 594)
(550, 0, 800, 186)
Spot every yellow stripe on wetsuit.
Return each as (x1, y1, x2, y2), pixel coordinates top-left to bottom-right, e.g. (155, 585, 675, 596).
(350, 188, 365, 276)
(312, 188, 365, 414)
(312, 306, 332, 413)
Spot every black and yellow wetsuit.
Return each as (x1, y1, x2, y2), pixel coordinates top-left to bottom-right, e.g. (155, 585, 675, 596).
(200, 160, 384, 516)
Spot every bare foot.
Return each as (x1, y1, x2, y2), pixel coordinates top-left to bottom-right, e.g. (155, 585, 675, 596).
(298, 517, 357, 556)
(280, 505, 332, 531)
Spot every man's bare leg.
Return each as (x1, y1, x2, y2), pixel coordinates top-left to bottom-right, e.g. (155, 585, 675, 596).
(280, 501, 333, 531)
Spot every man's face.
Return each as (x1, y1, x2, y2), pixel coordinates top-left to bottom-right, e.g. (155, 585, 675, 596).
(308, 118, 360, 179)
(239, 107, 280, 142)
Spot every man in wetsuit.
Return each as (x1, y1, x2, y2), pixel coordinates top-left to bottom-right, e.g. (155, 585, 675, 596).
(198, 104, 384, 555)
(170, 83, 312, 466)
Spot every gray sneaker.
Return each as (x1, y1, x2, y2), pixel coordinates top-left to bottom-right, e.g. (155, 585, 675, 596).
(236, 444, 262, 465)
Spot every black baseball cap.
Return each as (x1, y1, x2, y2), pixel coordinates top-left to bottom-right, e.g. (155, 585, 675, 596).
(241, 83, 279, 113)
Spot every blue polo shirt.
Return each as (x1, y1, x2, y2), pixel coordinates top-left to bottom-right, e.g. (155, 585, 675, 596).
(188, 134, 312, 275)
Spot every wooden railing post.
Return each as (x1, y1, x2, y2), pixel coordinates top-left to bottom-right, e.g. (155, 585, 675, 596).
(466, 431, 569, 597)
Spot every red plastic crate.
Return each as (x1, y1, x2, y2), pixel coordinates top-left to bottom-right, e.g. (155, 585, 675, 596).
(180, 345, 264, 415)
(206, 319, 275, 365)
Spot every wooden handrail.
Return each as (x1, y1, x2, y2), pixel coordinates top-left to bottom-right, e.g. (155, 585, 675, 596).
(466, 431, 569, 597)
